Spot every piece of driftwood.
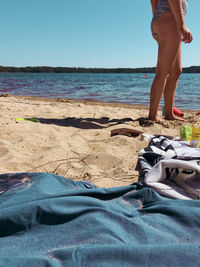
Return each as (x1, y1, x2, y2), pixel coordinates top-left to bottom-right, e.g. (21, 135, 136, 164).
(111, 128, 144, 137)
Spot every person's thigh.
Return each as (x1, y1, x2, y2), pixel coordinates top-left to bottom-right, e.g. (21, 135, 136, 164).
(156, 39, 181, 76)
(153, 11, 182, 75)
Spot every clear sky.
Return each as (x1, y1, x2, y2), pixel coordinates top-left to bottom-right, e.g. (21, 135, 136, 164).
(1, 0, 199, 68)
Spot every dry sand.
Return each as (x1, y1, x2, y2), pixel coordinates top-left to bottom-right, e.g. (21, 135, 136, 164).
(0, 94, 199, 187)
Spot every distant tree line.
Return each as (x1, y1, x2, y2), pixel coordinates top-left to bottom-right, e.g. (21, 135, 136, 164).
(0, 65, 200, 73)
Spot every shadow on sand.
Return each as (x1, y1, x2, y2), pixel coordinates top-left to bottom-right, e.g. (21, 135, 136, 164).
(31, 116, 153, 129)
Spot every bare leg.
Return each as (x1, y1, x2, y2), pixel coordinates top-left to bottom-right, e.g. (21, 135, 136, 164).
(148, 70, 168, 121)
(148, 12, 182, 121)
(148, 41, 181, 121)
(164, 44, 182, 120)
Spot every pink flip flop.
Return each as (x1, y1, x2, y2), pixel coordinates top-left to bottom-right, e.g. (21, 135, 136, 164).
(173, 107, 184, 117)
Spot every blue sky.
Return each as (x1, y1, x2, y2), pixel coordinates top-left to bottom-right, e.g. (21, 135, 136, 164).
(1, 0, 199, 68)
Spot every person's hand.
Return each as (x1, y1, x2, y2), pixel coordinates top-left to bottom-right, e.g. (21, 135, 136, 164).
(179, 24, 193, 43)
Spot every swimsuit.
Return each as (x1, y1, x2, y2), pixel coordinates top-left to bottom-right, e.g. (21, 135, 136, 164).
(151, 0, 188, 34)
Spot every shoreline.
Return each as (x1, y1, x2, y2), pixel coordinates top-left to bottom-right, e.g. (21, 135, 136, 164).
(0, 94, 199, 188)
(0, 93, 199, 113)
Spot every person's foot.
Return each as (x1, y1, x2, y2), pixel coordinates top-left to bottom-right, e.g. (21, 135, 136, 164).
(165, 114, 186, 121)
(147, 116, 163, 122)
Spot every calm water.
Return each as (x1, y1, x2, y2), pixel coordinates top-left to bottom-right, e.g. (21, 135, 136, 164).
(0, 73, 199, 110)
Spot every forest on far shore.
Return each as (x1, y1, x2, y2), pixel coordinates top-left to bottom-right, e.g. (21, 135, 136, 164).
(0, 65, 200, 73)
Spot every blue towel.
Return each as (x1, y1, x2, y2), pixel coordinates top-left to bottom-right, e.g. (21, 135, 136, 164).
(0, 172, 200, 266)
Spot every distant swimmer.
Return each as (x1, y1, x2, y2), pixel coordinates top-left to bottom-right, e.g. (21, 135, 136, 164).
(141, 74, 148, 78)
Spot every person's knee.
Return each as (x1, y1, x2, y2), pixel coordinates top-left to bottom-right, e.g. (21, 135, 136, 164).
(169, 67, 182, 79)
(156, 65, 182, 81)
(155, 69, 170, 80)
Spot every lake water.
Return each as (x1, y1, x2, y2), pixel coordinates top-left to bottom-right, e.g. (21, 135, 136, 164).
(0, 73, 199, 110)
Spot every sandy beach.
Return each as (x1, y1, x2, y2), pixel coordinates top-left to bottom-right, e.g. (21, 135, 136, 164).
(0, 94, 199, 188)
